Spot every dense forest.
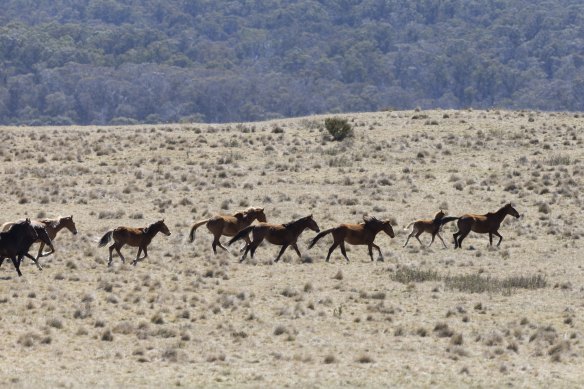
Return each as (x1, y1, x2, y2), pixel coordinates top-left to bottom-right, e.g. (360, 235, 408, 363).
(0, 0, 583, 125)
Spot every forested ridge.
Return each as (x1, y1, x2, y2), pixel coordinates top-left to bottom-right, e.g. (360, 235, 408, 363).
(1, 0, 583, 125)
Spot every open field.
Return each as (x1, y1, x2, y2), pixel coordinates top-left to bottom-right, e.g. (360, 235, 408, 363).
(0, 109, 583, 388)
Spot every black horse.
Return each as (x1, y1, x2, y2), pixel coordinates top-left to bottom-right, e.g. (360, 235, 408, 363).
(0, 219, 41, 277)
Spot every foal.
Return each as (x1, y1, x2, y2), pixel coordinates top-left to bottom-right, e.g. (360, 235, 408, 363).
(453, 203, 520, 248)
(403, 210, 459, 248)
(228, 215, 320, 263)
(98, 220, 171, 266)
(309, 216, 395, 262)
(188, 207, 266, 254)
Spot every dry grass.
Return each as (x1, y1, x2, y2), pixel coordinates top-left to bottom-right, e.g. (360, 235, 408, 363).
(0, 109, 582, 387)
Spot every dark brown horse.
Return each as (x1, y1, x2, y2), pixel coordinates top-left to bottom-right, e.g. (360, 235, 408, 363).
(309, 216, 395, 262)
(453, 203, 520, 249)
(188, 207, 266, 254)
(228, 215, 320, 263)
(0, 219, 38, 277)
(98, 220, 171, 266)
(403, 210, 458, 248)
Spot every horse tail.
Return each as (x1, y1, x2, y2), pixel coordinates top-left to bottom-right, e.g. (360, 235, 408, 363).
(403, 221, 415, 231)
(308, 228, 335, 249)
(98, 230, 113, 247)
(188, 219, 209, 243)
(228, 226, 254, 246)
(440, 216, 460, 226)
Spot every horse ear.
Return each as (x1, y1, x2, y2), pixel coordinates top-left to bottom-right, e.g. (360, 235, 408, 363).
(70, 215, 73, 220)
(161, 219, 165, 223)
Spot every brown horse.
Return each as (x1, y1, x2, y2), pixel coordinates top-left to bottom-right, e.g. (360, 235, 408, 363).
(98, 220, 171, 266)
(309, 216, 395, 262)
(0, 219, 38, 277)
(1, 215, 77, 262)
(403, 210, 459, 248)
(188, 207, 266, 254)
(453, 203, 520, 249)
(228, 215, 320, 263)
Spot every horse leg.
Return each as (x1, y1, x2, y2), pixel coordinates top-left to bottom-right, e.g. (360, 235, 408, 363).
(403, 231, 414, 248)
(437, 232, 448, 249)
(494, 231, 503, 246)
(339, 242, 350, 262)
(24, 253, 42, 271)
(0, 256, 3, 267)
(326, 242, 339, 262)
(132, 247, 143, 266)
(108, 245, 115, 266)
(367, 244, 375, 261)
(291, 243, 302, 258)
(240, 239, 259, 263)
(372, 243, 383, 261)
(429, 233, 436, 247)
(115, 244, 126, 264)
(10, 256, 22, 277)
(453, 232, 459, 248)
(457, 231, 469, 249)
(488, 233, 493, 246)
(240, 236, 251, 253)
(38, 242, 55, 258)
(273, 244, 289, 263)
(415, 231, 424, 247)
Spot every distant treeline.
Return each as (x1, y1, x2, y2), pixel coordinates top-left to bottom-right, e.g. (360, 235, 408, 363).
(1, 0, 583, 125)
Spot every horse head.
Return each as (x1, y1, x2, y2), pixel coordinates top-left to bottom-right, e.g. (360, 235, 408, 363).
(64, 215, 78, 235)
(306, 214, 320, 232)
(505, 203, 520, 218)
(158, 219, 171, 236)
(382, 220, 395, 238)
(250, 207, 267, 222)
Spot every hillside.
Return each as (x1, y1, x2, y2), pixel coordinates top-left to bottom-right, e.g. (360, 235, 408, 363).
(0, 0, 583, 125)
(0, 110, 583, 387)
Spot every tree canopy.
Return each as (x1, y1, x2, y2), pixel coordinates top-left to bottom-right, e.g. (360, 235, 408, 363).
(0, 0, 582, 125)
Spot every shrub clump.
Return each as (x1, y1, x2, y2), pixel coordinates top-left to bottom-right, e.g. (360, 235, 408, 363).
(324, 117, 353, 141)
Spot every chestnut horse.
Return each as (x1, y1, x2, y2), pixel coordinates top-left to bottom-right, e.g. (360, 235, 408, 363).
(453, 203, 520, 248)
(0, 219, 38, 277)
(188, 207, 266, 254)
(309, 216, 395, 262)
(403, 210, 459, 248)
(228, 215, 320, 263)
(1, 215, 77, 262)
(98, 220, 171, 266)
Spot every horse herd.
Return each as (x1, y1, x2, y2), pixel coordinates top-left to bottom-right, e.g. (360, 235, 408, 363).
(0, 204, 520, 277)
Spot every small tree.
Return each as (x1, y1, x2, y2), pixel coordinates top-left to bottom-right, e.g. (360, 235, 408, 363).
(324, 117, 353, 141)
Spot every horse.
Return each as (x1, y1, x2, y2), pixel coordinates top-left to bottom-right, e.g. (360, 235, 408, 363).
(308, 216, 395, 262)
(0, 219, 38, 277)
(188, 207, 266, 254)
(228, 215, 320, 263)
(453, 203, 520, 249)
(1, 215, 76, 264)
(0, 222, 53, 271)
(403, 210, 459, 248)
(98, 220, 171, 266)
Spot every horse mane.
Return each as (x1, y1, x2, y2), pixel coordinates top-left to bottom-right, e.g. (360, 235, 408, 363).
(144, 220, 163, 234)
(432, 210, 446, 224)
(283, 215, 311, 228)
(40, 217, 60, 229)
(363, 216, 383, 229)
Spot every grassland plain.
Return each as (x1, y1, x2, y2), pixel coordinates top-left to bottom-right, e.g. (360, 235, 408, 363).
(0, 109, 582, 388)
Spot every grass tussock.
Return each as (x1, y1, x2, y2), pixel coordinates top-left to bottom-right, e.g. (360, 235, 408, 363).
(391, 267, 546, 294)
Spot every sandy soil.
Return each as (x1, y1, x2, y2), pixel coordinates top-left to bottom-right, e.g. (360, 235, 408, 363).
(0, 109, 582, 388)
